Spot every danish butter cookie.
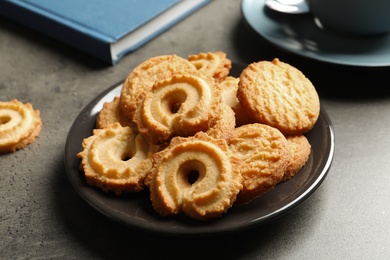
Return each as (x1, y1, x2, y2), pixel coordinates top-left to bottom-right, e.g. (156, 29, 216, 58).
(120, 55, 197, 120)
(206, 103, 236, 142)
(96, 96, 134, 129)
(229, 123, 290, 205)
(133, 73, 221, 144)
(218, 76, 256, 126)
(145, 132, 243, 221)
(237, 58, 320, 135)
(188, 51, 231, 82)
(0, 99, 42, 154)
(77, 123, 158, 195)
(282, 134, 311, 182)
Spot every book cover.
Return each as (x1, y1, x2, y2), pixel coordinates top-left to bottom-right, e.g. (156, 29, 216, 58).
(0, 0, 211, 64)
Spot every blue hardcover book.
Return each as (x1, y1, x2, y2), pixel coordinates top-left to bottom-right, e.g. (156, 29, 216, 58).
(0, 0, 210, 64)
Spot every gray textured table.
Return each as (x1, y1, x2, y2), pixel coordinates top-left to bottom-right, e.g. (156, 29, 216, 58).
(1, 0, 390, 259)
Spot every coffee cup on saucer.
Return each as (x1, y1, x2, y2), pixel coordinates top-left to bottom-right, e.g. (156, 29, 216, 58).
(308, 0, 390, 36)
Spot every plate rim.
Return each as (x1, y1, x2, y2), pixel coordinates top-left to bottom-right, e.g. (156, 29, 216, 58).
(241, 0, 390, 67)
(64, 67, 335, 237)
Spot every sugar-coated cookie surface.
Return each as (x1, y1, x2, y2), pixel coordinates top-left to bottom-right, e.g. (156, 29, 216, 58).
(237, 58, 320, 135)
(0, 99, 42, 154)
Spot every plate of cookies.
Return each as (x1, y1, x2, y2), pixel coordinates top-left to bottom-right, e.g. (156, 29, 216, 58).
(65, 52, 334, 236)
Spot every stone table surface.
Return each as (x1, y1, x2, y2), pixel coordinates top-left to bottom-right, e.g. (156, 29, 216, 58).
(1, 0, 390, 259)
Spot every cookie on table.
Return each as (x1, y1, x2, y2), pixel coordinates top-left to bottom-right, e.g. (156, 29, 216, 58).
(0, 99, 42, 154)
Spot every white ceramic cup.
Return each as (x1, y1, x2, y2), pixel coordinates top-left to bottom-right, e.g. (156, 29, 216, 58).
(308, 0, 390, 36)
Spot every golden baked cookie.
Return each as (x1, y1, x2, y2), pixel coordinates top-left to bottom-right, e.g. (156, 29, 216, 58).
(237, 58, 320, 135)
(77, 123, 158, 195)
(0, 99, 42, 154)
(218, 76, 255, 126)
(282, 134, 311, 182)
(228, 123, 290, 205)
(96, 96, 133, 129)
(206, 103, 236, 142)
(145, 132, 243, 221)
(188, 51, 231, 82)
(133, 72, 221, 144)
(120, 55, 197, 120)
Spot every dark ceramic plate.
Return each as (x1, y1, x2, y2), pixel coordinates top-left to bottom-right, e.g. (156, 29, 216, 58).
(64, 63, 335, 237)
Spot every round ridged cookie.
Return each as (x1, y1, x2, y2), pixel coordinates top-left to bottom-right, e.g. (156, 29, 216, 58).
(120, 55, 197, 120)
(282, 134, 311, 182)
(237, 58, 320, 135)
(228, 123, 290, 205)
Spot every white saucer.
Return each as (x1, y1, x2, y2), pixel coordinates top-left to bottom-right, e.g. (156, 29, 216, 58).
(241, 0, 390, 67)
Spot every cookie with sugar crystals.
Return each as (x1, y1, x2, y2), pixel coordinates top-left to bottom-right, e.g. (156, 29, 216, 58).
(237, 58, 320, 135)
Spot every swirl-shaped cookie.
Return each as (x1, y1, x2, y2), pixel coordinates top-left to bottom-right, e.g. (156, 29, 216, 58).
(96, 96, 133, 129)
(120, 55, 197, 120)
(229, 123, 291, 205)
(145, 132, 243, 220)
(133, 73, 221, 144)
(77, 123, 158, 195)
(0, 99, 42, 154)
(188, 51, 232, 83)
(206, 103, 236, 142)
(237, 58, 320, 135)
